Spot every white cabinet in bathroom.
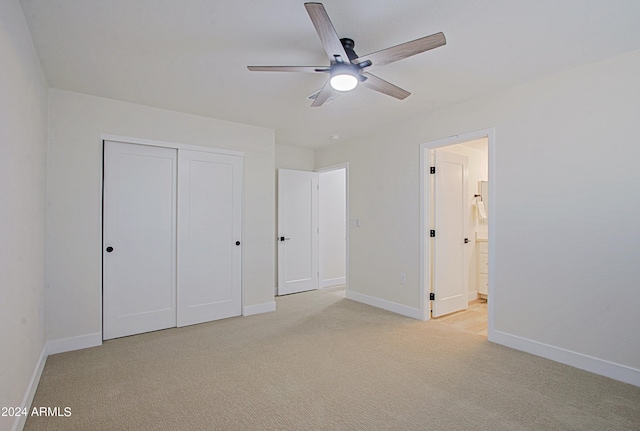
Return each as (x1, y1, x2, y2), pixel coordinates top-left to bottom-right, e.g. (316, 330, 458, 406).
(476, 238, 488, 298)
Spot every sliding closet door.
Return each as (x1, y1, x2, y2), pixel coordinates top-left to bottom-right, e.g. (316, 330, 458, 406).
(103, 141, 177, 340)
(177, 150, 243, 327)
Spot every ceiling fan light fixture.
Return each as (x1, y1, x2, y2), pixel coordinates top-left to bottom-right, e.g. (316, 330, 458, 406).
(329, 64, 358, 92)
(330, 73, 358, 91)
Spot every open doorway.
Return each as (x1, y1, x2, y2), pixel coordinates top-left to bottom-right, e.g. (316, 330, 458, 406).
(276, 165, 348, 297)
(318, 166, 347, 290)
(420, 129, 493, 337)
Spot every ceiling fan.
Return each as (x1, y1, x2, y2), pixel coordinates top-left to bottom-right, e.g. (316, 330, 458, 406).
(248, 2, 446, 107)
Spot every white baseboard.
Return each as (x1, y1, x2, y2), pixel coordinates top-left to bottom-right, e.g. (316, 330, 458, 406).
(47, 332, 102, 355)
(243, 301, 276, 316)
(346, 290, 422, 320)
(489, 330, 640, 387)
(12, 345, 47, 431)
(320, 277, 346, 288)
(468, 291, 478, 301)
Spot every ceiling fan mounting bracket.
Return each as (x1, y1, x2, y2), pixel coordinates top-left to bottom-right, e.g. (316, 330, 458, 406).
(340, 38, 355, 50)
(340, 38, 359, 62)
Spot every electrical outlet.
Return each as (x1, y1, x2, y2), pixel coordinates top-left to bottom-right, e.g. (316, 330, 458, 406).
(400, 273, 406, 284)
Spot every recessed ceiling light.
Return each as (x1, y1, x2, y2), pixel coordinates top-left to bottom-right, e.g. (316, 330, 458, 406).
(330, 135, 340, 140)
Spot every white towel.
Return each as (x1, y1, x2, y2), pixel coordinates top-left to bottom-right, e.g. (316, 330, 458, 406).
(475, 200, 487, 221)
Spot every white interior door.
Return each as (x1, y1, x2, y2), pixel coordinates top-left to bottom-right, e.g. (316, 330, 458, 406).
(103, 141, 177, 340)
(278, 169, 319, 295)
(177, 150, 243, 327)
(432, 150, 469, 317)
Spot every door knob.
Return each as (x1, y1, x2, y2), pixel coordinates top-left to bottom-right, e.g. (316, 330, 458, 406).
(279, 236, 291, 242)
(106, 246, 114, 253)
(235, 241, 241, 246)
(464, 238, 469, 244)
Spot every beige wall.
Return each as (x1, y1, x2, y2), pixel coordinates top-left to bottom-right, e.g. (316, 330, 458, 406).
(316, 49, 640, 383)
(275, 144, 315, 171)
(0, 0, 49, 427)
(46, 89, 276, 344)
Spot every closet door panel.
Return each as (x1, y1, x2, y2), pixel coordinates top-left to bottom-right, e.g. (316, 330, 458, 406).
(177, 150, 243, 327)
(103, 141, 177, 340)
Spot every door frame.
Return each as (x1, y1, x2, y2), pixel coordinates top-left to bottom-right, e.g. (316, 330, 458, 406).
(316, 163, 350, 295)
(101, 134, 244, 340)
(419, 129, 495, 335)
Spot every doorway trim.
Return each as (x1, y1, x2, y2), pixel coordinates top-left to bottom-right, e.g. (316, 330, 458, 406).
(316, 163, 350, 296)
(419, 128, 495, 335)
(101, 134, 244, 157)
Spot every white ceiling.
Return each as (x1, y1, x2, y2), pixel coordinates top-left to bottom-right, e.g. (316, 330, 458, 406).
(19, 0, 640, 149)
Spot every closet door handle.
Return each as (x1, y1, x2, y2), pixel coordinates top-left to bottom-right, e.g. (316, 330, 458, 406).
(235, 241, 241, 246)
(106, 246, 114, 253)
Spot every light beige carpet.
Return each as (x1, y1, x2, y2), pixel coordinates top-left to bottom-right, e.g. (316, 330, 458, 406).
(26, 288, 640, 430)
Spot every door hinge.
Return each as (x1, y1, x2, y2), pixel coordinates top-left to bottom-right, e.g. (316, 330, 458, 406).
(430, 166, 436, 174)
(430, 293, 435, 300)
(430, 230, 435, 237)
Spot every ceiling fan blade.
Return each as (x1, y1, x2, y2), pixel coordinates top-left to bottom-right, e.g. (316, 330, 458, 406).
(361, 73, 410, 100)
(247, 66, 328, 73)
(304, 3, 349, 62)
(354, 32, 446, 69)
(310, 80, 335, 107)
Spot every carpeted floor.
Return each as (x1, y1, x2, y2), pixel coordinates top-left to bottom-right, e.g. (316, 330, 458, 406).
(25, 288, 640, 430)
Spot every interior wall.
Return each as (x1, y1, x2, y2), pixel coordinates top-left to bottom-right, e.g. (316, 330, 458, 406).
(275, 144, 315, 171)
(315, 49, 640, 381)
(315, 129, 421, 309)
(0, 0, 49, 425)
(46, 89, 276, 345)
(319, 168, 346, 287)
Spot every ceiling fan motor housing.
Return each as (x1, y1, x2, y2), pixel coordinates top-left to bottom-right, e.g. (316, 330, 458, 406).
(334, 38, 369, 84)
